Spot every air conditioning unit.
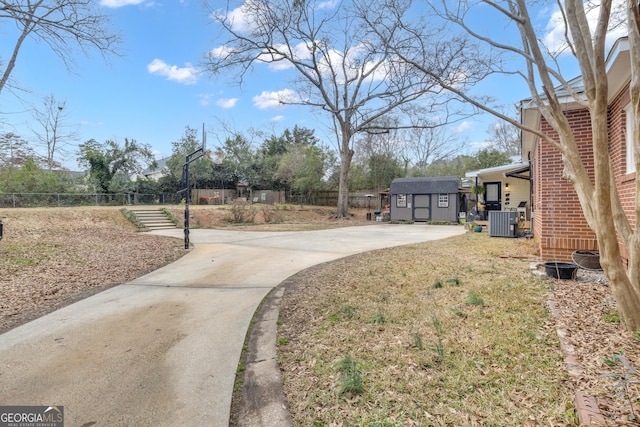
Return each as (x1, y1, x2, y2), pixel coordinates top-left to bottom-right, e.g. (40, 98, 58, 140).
(488, 211, 517, 238)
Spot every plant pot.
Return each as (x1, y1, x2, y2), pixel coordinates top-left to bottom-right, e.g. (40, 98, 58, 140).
(571, 250, 602, 270)
(474, 225, 483, 232)
(544, 262, 578, 280)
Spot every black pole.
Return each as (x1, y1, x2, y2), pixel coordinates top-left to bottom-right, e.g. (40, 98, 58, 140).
(184, 162, 190, 249)
(181, 147, 205, 249)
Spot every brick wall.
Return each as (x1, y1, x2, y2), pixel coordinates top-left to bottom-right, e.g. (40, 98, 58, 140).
(534, 109, 598, 261)
(608, 84, 637, 261)
(532, 83, 637, 262)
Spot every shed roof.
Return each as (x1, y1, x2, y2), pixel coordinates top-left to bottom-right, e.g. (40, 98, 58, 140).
(390, 176, 459, 194)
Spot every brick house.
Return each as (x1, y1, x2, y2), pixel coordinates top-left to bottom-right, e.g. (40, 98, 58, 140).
(520, 36, 636, 262)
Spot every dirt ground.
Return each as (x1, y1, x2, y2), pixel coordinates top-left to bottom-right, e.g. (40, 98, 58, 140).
(1, 205, 638, 424)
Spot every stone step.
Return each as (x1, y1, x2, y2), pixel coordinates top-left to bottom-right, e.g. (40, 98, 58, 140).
(127, 208, 177, 231)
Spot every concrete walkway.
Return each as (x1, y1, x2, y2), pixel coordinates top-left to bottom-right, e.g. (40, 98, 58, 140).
(0, 224, 464, 427)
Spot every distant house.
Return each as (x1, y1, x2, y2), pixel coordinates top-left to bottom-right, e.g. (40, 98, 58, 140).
(131, 157, 171, 182)
(389, 176, 460, 222)
(518, 36, 636, 262)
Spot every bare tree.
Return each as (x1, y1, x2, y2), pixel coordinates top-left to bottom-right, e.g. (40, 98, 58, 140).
(203, 0, 476, 217)
(402, 119, 462, 170)
(30, 94, 78, 170)
(0, 0, 121, 96)
(486, 109, 521, 157)
(372, 0, 640, 330)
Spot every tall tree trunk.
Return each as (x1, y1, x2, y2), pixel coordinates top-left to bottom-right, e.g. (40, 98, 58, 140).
(335, 125, 354, 218)
(336, 148, 353, 218)
(596, 226, 640, 330)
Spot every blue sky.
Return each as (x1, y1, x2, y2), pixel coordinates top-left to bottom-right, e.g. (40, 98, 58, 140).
(0, 0, 618, 169)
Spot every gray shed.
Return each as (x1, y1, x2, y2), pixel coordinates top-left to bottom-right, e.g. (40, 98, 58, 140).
(390, 176, 460, 222)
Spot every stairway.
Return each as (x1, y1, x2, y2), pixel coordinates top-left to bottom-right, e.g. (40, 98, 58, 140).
(128, 208, 177, 231)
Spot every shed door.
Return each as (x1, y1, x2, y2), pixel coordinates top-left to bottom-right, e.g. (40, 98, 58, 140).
(413, 194, 430, 221)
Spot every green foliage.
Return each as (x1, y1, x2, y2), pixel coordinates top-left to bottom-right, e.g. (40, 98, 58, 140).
(160, 208, 180, 226)
(601, 353, 640, 421)
(0, 133, 45, 167)
(277, 337, 289, 346)
(276, 143, 333, 197)
(446, 277, 462, 286)
(431, 316, 446, 363)
(165, 126, 213, 189)
(120, 208, 148, 231)
(466, 292, 485, 306)
(341, 304, 355, 319)
(450, 307, 467, 318)
(412, 333, 424, 350)
(603, 312, 621, 323)
(370, 311, 386, 324)
(337, 355, 363, 395)
(0, 158, 75, 193)
(77, 138, 155, 193)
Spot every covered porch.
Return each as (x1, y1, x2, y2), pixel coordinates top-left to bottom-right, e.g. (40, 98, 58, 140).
(465, 162, 532, 235)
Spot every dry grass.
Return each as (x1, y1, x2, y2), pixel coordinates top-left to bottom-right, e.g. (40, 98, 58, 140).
(3, 206, 639, 425)
(0, 207, 185, 333)
(166, 204, 373, 231)
(277, 233, 575, 426)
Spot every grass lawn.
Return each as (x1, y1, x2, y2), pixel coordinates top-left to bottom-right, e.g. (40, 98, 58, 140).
(277, 231, 575, 426)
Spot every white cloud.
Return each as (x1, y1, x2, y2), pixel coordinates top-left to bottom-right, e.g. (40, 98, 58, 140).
(317, 0, 339, 9)
(252, 89, 299, 109)
(79, 120, 104, 127)
(214, 1, 259, 33)
(216, 98, 238, 108)
(468, 140, 495, 149)
(261, 42, 313, 71)
(271, 115, 285, 122)
(198, 94, 212, 107)
(208, 45, 237, 59)
(453, 121, 475, 134)
(147, 59, 198, 85)
(100, 0, 146, 7)
(543, 0, 627, 56)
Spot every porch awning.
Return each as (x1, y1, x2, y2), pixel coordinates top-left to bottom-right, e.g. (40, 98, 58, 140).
(504, 164, 531, 181)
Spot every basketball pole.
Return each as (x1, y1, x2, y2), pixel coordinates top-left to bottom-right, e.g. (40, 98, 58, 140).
(180, 124, 207, 249)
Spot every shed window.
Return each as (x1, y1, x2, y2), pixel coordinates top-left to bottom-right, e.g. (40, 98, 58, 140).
(625, 103, 636, 174)
(396, 194, 407, 208)
(438, 194, 449, 208)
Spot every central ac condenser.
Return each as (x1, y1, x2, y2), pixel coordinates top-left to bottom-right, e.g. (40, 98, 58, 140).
(488, 211, 517, 237)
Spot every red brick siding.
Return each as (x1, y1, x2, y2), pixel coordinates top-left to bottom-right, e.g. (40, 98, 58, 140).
(533, 84, 637, 262)
(608, 84, 637, 261)
(534, 109, 598, 261)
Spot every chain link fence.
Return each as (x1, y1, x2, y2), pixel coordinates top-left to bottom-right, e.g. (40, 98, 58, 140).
(0, 192, 183, 208)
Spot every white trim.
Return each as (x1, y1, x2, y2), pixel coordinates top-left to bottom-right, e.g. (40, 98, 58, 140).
(625, 103, 636, 174)
(438, 193, 449, 208)
(465, 162, 528, 178)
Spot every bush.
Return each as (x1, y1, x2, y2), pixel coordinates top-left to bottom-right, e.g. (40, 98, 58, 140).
(226, 200, 258, 223)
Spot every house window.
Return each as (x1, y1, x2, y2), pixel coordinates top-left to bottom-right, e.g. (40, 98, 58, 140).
(625, 103, 636, 174)
(396, 194, 407, 208)
(438, 193, 449, 208)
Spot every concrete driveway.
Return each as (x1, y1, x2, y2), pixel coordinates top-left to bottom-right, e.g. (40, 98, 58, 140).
(0, 224, 464, 426)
